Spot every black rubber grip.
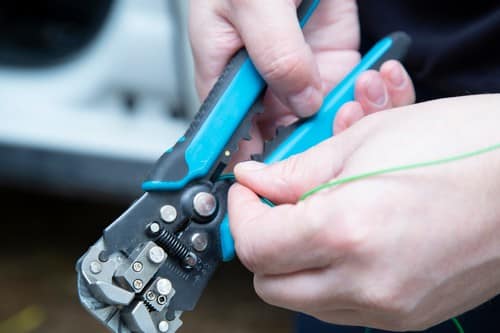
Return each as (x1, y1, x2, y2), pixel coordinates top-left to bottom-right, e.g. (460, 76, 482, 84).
(370, 31, 412, 70)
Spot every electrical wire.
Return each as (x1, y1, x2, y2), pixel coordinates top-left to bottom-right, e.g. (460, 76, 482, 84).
(452, 317, 465, 333)
(219, 142, 500, 333)
(300, 142, 500, 201)
(217, 173, 236, 181)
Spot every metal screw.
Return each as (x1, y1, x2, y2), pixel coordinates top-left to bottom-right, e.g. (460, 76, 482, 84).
(148, 246, 166, 264)
(158, 320, 169, 332)
(184, 252, 198, 268)
(193, 192, 217, 217)
(133, 279, 144, 290)
(191, 233, 208, 252)
(146, 291, 156, 301)
(132, 261, 143, 272)
(160, 205, 177, 223)
(89, 261, 102, 274)
(148, 222, 161, 235)
(156, 278, 172, 295)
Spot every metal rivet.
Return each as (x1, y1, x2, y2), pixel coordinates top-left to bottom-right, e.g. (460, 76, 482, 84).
(191, 233, 208, 252)
(157, 295, 167, 305)
(148, 246, 165, 264)
(160, 205, 177, 223)
(148, 222, 161, 234)
(146, 291, 156, 301)
(158, 320, 169, 332)
(224, 150, 231, 157)
(193, 192, 217, 217)
(133, 279, 143, 290)
(89, 261, 102, 274)
(132, 261, 143, 272)
(156, 278, 172, 295)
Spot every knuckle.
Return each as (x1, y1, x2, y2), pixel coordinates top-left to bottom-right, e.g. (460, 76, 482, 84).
(279, 155, 302, 182)
(274, 155, 307, 198)
(301, 209, 330, 248)
(291, 202, 324, 245)
(305, 213, 325, 240)
(278, 155, 312, 195)
(336, 226, 366, 253)
(326, 210, 366, 254)
(296, 198, 367, 257)
(364, 285, 417, 330)
(260, 47, 309, 84)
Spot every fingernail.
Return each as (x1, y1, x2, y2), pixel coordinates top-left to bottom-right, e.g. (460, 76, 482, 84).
(389, 65, 405, 87)
(365, 75, 387, 106)
(287, 86, 322, 117)
(235, 161, 266, 173)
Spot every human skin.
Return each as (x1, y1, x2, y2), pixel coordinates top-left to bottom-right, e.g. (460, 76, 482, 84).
(229, 94, 500, 330)
(185, 0, 500, 331)
(188, 0, 415, 162)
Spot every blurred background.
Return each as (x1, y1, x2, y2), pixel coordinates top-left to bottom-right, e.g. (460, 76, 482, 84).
(0, 1, 292, 332)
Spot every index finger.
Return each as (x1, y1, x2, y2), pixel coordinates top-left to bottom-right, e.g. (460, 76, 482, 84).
(228, 183, 336, 275)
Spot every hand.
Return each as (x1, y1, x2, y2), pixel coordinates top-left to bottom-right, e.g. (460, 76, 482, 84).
(189, 0, 415, 163)
(229, 94, 500, 331)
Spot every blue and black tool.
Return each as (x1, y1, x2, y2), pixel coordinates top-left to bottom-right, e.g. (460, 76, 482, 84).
(76, 0, 411, 331)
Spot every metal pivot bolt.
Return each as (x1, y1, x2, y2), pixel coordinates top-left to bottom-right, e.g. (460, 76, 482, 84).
(191, 233, 208, 252)
(160, 205, 177, 223)
(156, 278, 172, 296)
(148, 246, 166, 264)
(158, 321, 169, 333)
(193, 192, 217, 217)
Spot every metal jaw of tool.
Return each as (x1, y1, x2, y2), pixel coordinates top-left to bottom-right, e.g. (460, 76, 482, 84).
(76, 1, 412, 331)
(78, 239, 182, 333)
(76, 179, 232, 333)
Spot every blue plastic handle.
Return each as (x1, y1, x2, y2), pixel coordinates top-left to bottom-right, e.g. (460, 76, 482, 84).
(220, 33, 410, 261)
(142, 0, 320, 192)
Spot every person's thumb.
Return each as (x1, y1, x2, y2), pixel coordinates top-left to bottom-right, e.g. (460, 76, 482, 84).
(234, 136, 354, 204)
(227, 0, 323, 117)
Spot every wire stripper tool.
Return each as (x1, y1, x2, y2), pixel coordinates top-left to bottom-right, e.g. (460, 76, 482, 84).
(76, 1, 411, 332)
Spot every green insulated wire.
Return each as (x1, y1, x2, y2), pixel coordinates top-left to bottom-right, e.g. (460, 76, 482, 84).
(301, 143, 500, 201)
(217, 173, 236, 181)
(452, 317, 465, 333)
(217, 173, 276, 207)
